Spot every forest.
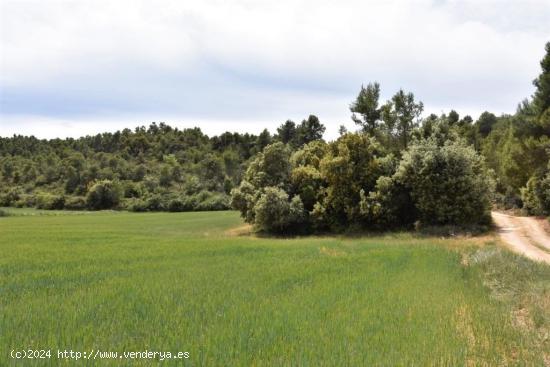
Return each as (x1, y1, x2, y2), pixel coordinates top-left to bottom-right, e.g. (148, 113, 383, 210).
(1, 42, 549, 234)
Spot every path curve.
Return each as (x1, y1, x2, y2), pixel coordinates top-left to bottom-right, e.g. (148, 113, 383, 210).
(491, 211, 550, 264)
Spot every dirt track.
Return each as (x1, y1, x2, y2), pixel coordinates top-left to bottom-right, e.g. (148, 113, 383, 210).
(492, 211, 550, 264)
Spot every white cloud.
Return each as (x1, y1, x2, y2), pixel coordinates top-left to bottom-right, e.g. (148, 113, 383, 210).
(1, 0, 549, 138)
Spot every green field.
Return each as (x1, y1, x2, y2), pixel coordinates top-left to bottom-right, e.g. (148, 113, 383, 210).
(1, 209, 549, 366)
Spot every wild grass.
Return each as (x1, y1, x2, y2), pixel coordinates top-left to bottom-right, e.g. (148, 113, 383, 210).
(1, 210, 548, 365)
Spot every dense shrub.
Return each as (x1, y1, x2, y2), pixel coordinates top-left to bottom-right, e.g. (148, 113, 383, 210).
(86, 180, 122, 210)
(64, 196, 87, 210)
(35, 194, 65, 210)
(232, 133, 495, 233)
(316, 133, 391, 228)
(244, 142, 292, 189)
(125, 198, 148, 212)
(230, 180, 259, 223)
(122, 181, 142, 198)
(14, 194, 36, 208)
(195, 192, 230, 211)
(359, 176, 415, 228)
(395, 139, 494, 225)
(0, 188, 21, 206)
(253, 187, 305, 233)
(167, 198, 186, 212)
(521, 173, 550, 215)
(145, 194, 165, 211)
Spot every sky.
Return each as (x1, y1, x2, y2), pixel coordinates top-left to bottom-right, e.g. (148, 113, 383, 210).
(1, 0, 549, 140)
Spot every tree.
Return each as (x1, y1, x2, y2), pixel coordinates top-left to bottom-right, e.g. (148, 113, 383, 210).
(244, 142, 291, 189)
(295, 115, 326, 146)
(317, 133, 389, 226)
(381, 89, 424, 150)
(532, 42, 550, 116)
(256, 129, 272, 151)
(276, 120, 297, 144)
(86, 180, 122, 210)
(395, 139, 493, 225)
(253, 187, 305, 233)
(338, 125, 348, 136)
(476, 111, 497, 137)
(447, 110, 460, 125)
(350, 82, 381, 133)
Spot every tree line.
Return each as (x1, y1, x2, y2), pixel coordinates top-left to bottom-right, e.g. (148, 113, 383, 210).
(0, 118, 328, 212)
(231, 41, 550, 233)
(1, 42, 549, 232)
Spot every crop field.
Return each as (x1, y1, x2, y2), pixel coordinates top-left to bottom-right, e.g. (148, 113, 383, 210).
(1, 209, 549, 366)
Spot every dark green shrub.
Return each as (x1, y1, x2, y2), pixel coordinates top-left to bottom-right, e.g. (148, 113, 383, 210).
(395, 139, 494, 225)
(181, 195, 199, 211)
(0, 188, 21, 206)
(13, 194, 36, 208)
(167, 198, 185, 212)
(521, 174, 550, 215)
(126, 198, 148, 212)
(86, 180, 122, 210)
(145, 194, 165, 211)
(195, 193, 230, 211)
(64, 196, 87, 210)
(35, 194, 65, 210)
(253, 187, 306, 233)
(122, 181, 142, 198)
(230, 180, 258, 223)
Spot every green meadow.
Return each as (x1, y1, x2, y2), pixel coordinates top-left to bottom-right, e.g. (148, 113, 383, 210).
(1, 209, 549, 366)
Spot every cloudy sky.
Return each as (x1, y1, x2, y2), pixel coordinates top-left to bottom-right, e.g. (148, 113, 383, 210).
(1, 0, 549, 139)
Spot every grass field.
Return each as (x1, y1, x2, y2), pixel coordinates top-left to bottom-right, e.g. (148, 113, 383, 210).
(1, 209, 549, 366)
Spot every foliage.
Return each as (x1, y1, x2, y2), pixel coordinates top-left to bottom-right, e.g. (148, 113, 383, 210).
(395, 138, 494, 225)
(64, 196, 87, 210)
(380, 89, 424, 151)
(0, 124, 267, 212)
(350, 82, 381, 133)
(253, 187, 305, 233)
(317, 133, 390, 228)
(532, 42, 550, 115)
(243, 142, 292, 189)
(232, 127, 493, 233)
(35, 194, 65, 210)
(86, 180, 122, 210)
(521, 172, 550, 215)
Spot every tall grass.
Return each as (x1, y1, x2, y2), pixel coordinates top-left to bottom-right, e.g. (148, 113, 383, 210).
(1, 210, 548, 365)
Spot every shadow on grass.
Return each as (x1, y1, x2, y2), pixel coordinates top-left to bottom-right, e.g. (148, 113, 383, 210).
(249, 222, 493, 240)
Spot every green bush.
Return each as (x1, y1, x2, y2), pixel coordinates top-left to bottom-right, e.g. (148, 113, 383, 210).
(316, 133, 388, 228)
(64, 196, 87, 210)
(35, 194, 65, 210)
(145, 194, 165, 211)
(244, 142, 292, 189)
(253, 187, 306, 233)
(86, 180, 122, 210)
(395, 139, 494, 225)
(126, 198, 148, 212)
(521, 174, 550, 215)
(122, 181, 142, 198)
(230, 181, 258, 223)
(195, 192, 230, 211)
(167, 198, 186, 212)
(0, 188, 22, 206)
(13, 194, 36, 208)
(359, 176, 415, 228)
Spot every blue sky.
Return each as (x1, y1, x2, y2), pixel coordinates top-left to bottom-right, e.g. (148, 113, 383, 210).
(1, 0, 549, 139)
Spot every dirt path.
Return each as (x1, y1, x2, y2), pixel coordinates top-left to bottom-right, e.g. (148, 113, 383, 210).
(491, 211, 550, 264)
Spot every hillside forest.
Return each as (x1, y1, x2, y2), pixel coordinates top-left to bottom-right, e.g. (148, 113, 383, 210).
(1, 42, 549, 233)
